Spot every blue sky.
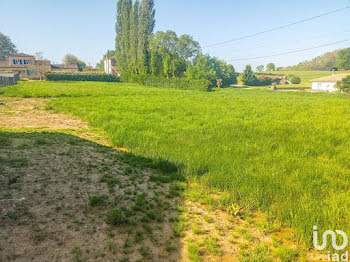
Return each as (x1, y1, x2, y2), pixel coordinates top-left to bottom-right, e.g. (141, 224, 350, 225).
(0, 0, 349, 71)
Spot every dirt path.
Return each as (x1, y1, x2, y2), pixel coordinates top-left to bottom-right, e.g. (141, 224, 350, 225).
(0, 98, 325, 262)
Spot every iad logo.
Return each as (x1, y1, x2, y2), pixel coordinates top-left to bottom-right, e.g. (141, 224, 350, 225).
(313, 226, 349, 261)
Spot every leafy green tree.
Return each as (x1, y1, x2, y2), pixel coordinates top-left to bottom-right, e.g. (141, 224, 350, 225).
(186, 53, 217, 83)
(137, 0, 155, 74)
(149, 31, 189, 78)
(256, 65, 264, 72)
(266, 63, 276, 71)
(171, 58, 187, 78)
(337, 75, 350, 93)
(0, 32, 17, 61)
(186, 53, 236, 86)
(336, 48, 350, 70)
(162, 53, 171, 78)
(63, 54, 86, 71)
(241, 65, 258, 85)
(150, 48, 162, 75)
(213, 58, 237, 87)
(176, 34, 200, 61)
(129, 0, 140, 73)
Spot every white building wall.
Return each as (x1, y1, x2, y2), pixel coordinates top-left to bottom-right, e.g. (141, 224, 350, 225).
(104, 59, 112, 74)
(311, 82, 338, 92)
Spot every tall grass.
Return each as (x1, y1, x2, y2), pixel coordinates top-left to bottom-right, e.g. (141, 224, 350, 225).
(3, 81, 350, 245)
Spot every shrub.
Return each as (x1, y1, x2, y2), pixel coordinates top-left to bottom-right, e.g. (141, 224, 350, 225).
(290, 76, 301, 84)
(120, 72, 211, 92)
(337, 75, 350, 93)
(46, 72, 120, 82)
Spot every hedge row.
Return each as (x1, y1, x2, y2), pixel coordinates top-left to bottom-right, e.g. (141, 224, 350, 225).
(121, 73, 211, 92)
(46, 73, 120, 82)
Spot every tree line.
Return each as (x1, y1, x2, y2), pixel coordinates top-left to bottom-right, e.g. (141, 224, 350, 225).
(283, 48, 350, 71)
(114, 0, 237, 86)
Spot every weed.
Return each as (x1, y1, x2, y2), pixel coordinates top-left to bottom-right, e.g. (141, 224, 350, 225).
(203, 215, 214, 224)
(106, 235, 115, 252)
(188, 243, 201, 262)
(71, 247, 83, 262)
(8, 176, 19, 185)
(240, 243, 271, 262)
(142, 223, 152, 234)
(173, 216, 186, 237)
(35, 137, 48, 145)
(167, 182, 187, 198)
(88, 195, 105, 207)
(204, 237, 221, 256)
(165, 242, 177, 252)
(132, 193, 146, 211)
(139, 246, 151, 258)
(105, 209, 128, 225)
(99, 174, 120, 191)
(192, 222, 204, 235)
(275, 246, 300, 262)
(134, 231, 143, 243)
(124, 167, 133, 175)
(17, 143, 29, 149)
(0, 157, 28, 167)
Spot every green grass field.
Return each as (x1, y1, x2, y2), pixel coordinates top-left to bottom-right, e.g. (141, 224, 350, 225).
(237, 70, 350, 89)
(2, 81, 350, 246)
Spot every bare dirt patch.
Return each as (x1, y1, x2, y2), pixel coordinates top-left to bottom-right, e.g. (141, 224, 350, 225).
(0, 98, 88, 130)
(0, 132, 184, 262)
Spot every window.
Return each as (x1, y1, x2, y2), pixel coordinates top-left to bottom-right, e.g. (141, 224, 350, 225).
(26, 70, 31, 76)
(13, 59, 16, 65)
(24, 60, 27, 65)
(20, 60, 22, 65)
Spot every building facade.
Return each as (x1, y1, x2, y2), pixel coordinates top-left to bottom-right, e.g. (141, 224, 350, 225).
(0, 53, 78, 78)
(104, 56, 120, 76)
(311, 74, 350, 92)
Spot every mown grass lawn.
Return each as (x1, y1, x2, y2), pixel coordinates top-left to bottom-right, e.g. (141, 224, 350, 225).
(2, 81, 350, 246)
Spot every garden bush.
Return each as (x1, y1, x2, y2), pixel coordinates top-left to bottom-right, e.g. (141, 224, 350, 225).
(290, 76, 301, 84)
(337, 75, 350, 93)
(46, 72, 120, 82)
(121, 73, 211, 92)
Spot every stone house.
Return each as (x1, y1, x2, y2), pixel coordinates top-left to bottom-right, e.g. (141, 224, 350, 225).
(311, 73, 350, 92)
(104, 56, 120, 76)
(0, 53, 78, 78)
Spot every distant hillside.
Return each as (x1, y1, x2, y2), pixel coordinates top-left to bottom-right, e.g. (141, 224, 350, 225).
(283, 47, 350, 71)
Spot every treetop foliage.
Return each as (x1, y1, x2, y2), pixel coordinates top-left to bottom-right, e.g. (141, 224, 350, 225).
(0, 32, 17, 61)
(284, 48, 350, 70)
(63, 54, 86, 72)
(114, 0, 237, 87)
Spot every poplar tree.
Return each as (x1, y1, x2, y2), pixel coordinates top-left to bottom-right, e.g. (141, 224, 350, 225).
(115, 0, 123, 70)
(137, 0, 155, 74)
(129, 0, 140, 73)
(116, 0, 132, 72)
(121, 0, 132, 71)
